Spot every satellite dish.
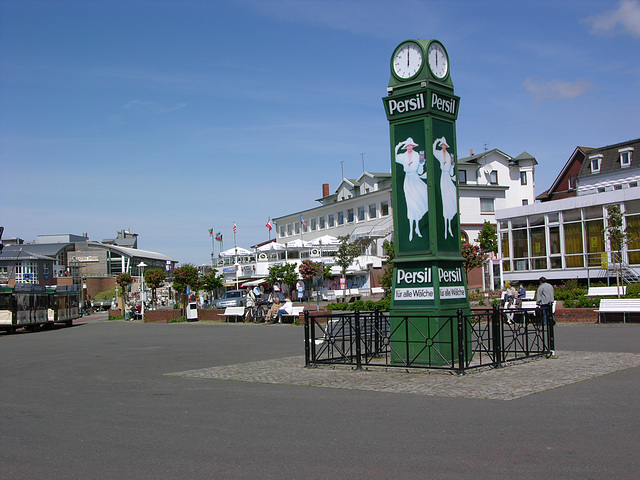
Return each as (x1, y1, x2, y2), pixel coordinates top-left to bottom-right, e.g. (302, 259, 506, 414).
(483, 166, 492, 175)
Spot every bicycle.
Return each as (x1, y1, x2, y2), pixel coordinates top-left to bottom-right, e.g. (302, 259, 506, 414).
(253, 301, 271, 323)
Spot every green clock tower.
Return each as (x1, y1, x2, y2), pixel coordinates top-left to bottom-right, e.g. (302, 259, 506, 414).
(382, 39, 470, 366)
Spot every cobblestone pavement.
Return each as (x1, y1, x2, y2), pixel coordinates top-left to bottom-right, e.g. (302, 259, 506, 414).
(171, 350, 640, 401)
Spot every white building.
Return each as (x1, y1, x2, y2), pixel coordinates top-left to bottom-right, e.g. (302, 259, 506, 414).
(267, 150, 535, 291)
(497, 138, 640, 287)
(457, 149, 536, 243)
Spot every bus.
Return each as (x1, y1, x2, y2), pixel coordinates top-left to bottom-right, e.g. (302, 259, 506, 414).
(0, 283, 80, 333)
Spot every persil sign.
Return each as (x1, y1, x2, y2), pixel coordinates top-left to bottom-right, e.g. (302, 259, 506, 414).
(385, 90, 458, 120)
(387, 93, 426, 116)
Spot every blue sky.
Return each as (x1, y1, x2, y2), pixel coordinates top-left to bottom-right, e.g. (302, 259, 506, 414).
(1, 0, 639, 266)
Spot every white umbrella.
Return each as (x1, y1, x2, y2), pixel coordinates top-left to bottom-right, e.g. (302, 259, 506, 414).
(256, 242, 287, 252)
(219, 247, 253, 257)
(286, 239, 312, 249)
(310, 235, 340, 246)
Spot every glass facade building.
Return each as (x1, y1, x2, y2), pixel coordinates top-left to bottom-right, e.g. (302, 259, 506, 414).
(497, 188, 640, 283)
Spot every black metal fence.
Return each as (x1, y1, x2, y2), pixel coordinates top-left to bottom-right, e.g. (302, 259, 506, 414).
(303, 305, 555, 375)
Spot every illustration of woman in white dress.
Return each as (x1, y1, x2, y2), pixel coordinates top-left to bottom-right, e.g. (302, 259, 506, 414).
(395, 137, 428, 241)
(433, 137, 457, 239)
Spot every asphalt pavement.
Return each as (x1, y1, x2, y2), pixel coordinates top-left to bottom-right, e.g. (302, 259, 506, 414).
(1, 315, 639, 479)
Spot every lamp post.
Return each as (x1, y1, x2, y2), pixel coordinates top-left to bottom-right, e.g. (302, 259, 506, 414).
(138, 262, 147, 321)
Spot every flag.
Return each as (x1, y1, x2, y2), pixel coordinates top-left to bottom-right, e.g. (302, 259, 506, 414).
(215, 232, 222, 242)
(233, 222, 237, 233)
(208, 228, 213, 235)
(266, 218, 273, 231)
(300, 214, 306, 226)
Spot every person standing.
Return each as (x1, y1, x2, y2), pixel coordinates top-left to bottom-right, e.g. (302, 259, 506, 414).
(536, 277, 555, 325)
(245, 287, 257, 322)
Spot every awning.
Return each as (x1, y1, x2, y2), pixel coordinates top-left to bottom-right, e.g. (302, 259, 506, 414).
(241, 278, 267, 287)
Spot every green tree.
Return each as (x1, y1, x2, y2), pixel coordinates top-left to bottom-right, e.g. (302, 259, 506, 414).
(266, 263, 299, 296)
(298, 259, 332, 302)
(477, 221, 498, 253)
(172, 264, 201, 311)
(461, 240, 488, 278)
(605, 204, 628, 295)
(201, 269, 224, 302)
(115, 273, 133, 314)
(334, 235, 361, 281)
(380, 240, 395, 299)
(144, 268, 166, 306)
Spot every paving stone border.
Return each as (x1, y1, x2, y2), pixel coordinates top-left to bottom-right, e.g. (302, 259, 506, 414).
(170, 350, 640, 401)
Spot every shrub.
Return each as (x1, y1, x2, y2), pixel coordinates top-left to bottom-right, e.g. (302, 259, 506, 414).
(554, 280, 586, 301)
(326, 298, 389, 312)
(563, 295, 600, 308)
(626, 283, 640, 298)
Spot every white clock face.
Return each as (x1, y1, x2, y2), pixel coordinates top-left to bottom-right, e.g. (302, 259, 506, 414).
(428, 42, 448, 79)
(393, 42, 423, 80)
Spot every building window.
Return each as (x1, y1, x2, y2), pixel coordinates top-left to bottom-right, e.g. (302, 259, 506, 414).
(381, 202, 389, 216)
(620, 148, 633, 168)
(520, 171, 527, 185)
(357, 207, 365, 222)
(319, 216, 326, 229)
(480, 197, 495, 213)
(338, 212, 344, 225)
(287, 224, 292, 235)
(489, 171, 498, 185)
(311, 218, 317, 230)
(295, 223, 300, 234)
(590, 155, 602, 173)
(459, 170, 467, 184)
(369, 204, 377, 219)
(522, 199, 529, 206)
(630, 182, 638, 188)
(328, 214, 335, 227)
(568, 175, 576, 190)
(347, 209, 354, 223)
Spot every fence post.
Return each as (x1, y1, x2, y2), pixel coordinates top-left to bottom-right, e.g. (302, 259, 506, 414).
(354, 310, 362, 370)
(457, 308, 465, 375)
(373, 306, 380, 355)
(304, 310, 311, 368)
(546, 305, 556, 357)
(492, 304, 503, 368)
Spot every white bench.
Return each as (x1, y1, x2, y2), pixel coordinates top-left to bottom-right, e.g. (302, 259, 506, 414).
(218, 306, 245, 322)
(596, 298, 640, 323)
(280, 306, 305, 324)
(587, 286, 626, 297)
(521, 300, 557, 312)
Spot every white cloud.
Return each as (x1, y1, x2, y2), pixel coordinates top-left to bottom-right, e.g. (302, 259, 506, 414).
(523, 77, 594, 103)
(583, 0, 640, 38)
(123, 99, 186, 113)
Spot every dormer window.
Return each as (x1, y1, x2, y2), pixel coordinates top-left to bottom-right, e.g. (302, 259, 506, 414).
(620, 147, 633, 168)
(590, 155, 602, 173)
(489, 171, 498, 185)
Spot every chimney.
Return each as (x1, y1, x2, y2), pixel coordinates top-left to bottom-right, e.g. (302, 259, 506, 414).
(322, 183, 330, 197)
(470, 149, 473, 156)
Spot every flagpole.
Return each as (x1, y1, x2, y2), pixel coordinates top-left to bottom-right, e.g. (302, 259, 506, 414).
(210, 228, 216, 273)
(233, 223, 238, 289)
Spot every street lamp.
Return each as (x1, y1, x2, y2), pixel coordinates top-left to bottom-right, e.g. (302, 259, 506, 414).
(138, 262, 147, 320)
